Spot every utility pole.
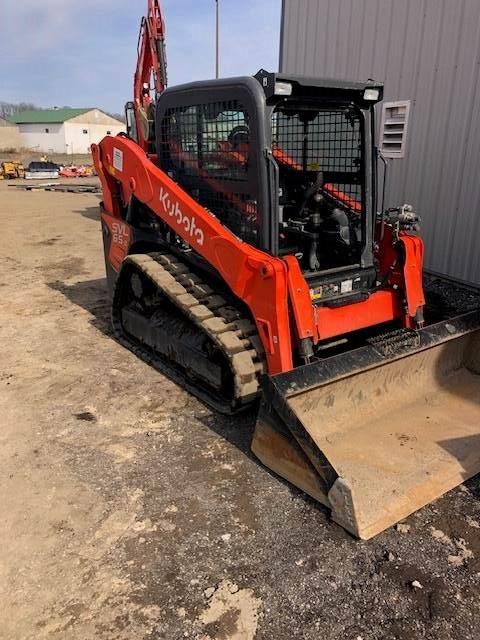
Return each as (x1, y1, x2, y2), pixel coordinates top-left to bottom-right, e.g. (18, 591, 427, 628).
(215, 0, 220, 79)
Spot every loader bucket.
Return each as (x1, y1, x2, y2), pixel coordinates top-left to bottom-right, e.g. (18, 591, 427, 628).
(252, 280, 480, 539)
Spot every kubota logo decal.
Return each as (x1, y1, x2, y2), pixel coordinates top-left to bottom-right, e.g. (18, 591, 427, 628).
(159, 187, 205, 246)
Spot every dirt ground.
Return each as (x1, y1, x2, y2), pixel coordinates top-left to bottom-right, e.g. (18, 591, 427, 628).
(1, 177, 480, 640)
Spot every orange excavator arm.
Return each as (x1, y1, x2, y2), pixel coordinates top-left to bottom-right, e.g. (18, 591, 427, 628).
(134, 0, 168, 152)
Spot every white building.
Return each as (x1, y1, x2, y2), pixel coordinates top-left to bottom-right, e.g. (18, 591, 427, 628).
(0, 117, 21, 151)
(9, 108, 125, 155)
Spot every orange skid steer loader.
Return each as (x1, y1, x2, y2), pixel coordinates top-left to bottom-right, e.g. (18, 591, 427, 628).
(93, 1, 480, 539)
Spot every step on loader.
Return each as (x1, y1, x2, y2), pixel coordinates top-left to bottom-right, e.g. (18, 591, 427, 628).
(93, 0, 480, 539)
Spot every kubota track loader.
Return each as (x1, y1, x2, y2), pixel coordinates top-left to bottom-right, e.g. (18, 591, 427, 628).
(93, 1, 480, 539)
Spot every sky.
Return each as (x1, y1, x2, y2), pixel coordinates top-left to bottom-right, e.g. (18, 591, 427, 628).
(0, 0, 281, 113)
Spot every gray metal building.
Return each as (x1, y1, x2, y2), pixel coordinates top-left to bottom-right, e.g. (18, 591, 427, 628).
(280, 0, 480, 284)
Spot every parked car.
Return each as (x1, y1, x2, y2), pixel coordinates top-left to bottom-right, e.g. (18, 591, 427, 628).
(25, 161, 60, 180)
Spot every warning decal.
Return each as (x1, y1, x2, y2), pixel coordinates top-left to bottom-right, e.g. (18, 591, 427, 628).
(113, 148, 123, 172)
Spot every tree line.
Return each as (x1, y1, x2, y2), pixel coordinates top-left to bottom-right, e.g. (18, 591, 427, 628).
(0, 102, 40, 119)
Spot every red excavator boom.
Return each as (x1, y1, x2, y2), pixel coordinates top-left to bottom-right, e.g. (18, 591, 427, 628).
(134, 0, 167, 152)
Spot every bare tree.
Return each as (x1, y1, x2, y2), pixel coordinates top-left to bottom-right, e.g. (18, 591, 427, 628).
(0, 102, 41, 119)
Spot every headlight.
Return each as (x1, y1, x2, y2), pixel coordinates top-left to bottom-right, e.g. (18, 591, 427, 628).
(364, 88, 380, 101)
(275, 81, 293, 96)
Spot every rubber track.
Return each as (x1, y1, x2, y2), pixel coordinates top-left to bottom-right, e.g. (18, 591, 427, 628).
(112, 252, 266, 413)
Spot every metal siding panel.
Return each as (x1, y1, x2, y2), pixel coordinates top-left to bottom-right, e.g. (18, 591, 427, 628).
(388, 1, 410, 99)
(334, 0, 351, 77)
(388, 0, 442, 256)
(396, 0, 427, 200)
(304, 0, 319, 74)
(318, 0, 331, 72)
(343, 0, 356, 78)
(347, 0, 366, 79)
(399, 0, 445, 253)
(380, 0, 413, 205)
(279, 0, 287, 70)
(447, 4, 480, 282)
(424, 0, 468, 271)
(370, 0, 394, 82)
(280, 0, 288, 71)
(325, 0, 341, 75)
(283, 0, 300, 72)
(442, 0, 480, 282)
(355, 0, 379, 80)
(299, 1, 310, 74)
(369, 0, 382, 74)
(396, 0, 426, 97)
(309, 0, 321, 74)
(280, 0, 480, 282)
(294, 1, 304, 73)
(313, 0, 331, 77)
(308, 0, 330, 74)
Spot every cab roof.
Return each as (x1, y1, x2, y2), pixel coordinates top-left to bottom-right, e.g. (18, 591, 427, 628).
(254, 69, 384, 104)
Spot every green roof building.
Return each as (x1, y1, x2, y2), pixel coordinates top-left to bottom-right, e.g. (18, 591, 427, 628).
(8, 108, 125, 155)
(8, 108, 92, 125)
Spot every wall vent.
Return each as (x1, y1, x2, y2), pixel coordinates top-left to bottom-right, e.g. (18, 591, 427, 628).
(380, 100, 411, 158)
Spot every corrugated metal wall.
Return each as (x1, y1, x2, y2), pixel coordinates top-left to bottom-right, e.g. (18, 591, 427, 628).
(280, 0, 480, 284)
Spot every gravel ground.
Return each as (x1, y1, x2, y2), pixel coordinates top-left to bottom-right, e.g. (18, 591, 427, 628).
(1, 178, 479, 640)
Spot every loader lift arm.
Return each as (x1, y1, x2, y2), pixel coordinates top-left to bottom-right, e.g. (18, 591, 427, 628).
(92, 133, 420, 375)
(92, 134, 294, 374)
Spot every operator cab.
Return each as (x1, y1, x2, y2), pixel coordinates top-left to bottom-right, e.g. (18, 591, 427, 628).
(155, 71, 383, 303)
